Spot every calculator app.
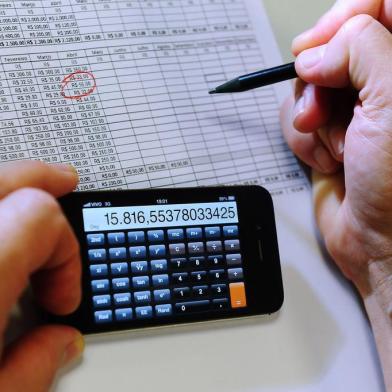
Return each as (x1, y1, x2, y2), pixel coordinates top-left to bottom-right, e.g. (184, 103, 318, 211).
(83, 200, 248, 325)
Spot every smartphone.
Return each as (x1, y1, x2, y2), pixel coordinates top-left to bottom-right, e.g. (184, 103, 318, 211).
(57, 186, 283, 334)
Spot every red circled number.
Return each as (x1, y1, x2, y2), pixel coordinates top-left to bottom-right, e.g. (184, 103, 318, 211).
(60, 70, 97, 100)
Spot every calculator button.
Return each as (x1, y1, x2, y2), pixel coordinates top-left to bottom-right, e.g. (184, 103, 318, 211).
(90, 264, 108, 278)
(193, 285, 209, 298)
(170, 258, 188, 270)
(169, 243, 185, 256)
(128, 231, 145, 244)
(88, 249, 107, 262)
(226, 254, 242, 266)
(110, 262, 128, 276)
(135, 306, 153, 319)
(186, 227, 202, 240)
(87, 233, 105, 246)
(173, 287, 191, 299)
(112, 278, 130, 291)
(129, 246, 146, 259)
(109, 247, 127, 261)
(130, 261, 148, 274)
(188, 242, 205, 255)
(134, 291, 151, 305)
(175, 300, 210, 314)
(229, 282, 247, 308)
(108, 232, 126, 245)
(115, 308, 133, 321)
(91, 279, 110, 293)
(155, 304, 172, 317)
(113, 292, 132, 306)
(209, 270, 226, 282)
(213, 298, 229, 310)
(132, 276, 150, 289)
(211, 284, 227, 296)
(172, 272, 189, 285)
(191, 271, 207, 283)
(208, 255, 224, 267)
(223, 226, 238, 237)
(149, 244, 166, 258)
(205, 226, 221, 239)
(190, 256, 205, 268)
(152, 274, 169, 288)
(228, 268, 244, 281)
(93, 295, 111, 309)
(206, 241, 222, 253)
(151, 259, 167, 272)
(148, 230, 164, 242)
(167, 229, 184, 241)
(154, 289, 171, 303)
(94, 310, 112, 324)
(224, 240, 240, 252)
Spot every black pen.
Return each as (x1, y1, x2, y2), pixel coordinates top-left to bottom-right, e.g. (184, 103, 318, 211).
(209, 62, 297, 94)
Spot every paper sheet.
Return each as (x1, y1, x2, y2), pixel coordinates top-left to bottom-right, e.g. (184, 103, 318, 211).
(0, 0, 307, 195)
(0, 1, 383, 392)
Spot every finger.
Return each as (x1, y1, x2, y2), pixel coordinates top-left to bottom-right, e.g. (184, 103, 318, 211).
(0, 160, 79, 199)
(292, 0, 387, 55)
(312, 170, 355, 281)
(293, 79, 331, 133)
(0, 325, 84, 392)
(314, 88, 355, 162)
(313, 169, 345, 238)
(317, 126, 346, 163)
(280, 95, 340, 173)
(295, 15, 392, 91)
(0, 188, 81, 333)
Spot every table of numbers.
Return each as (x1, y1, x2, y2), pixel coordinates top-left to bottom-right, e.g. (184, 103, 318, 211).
(0, 0, 307, 195)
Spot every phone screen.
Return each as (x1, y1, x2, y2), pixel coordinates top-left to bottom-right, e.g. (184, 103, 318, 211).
(58, 186, 283, 333)
(83, 200, 239, 231)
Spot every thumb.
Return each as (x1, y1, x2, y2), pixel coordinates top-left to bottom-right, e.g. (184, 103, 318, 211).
(295, 14, 392, 94)
(0, 325, 84, 392)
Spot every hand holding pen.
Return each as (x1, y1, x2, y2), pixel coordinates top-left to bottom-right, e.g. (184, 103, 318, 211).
(212, 9, 392, 390)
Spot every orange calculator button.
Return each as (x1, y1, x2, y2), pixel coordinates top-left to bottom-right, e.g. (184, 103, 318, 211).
(229, 282, 247, 308)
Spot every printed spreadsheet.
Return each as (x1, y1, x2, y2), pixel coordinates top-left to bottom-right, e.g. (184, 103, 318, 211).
(0, 0, 308, 195)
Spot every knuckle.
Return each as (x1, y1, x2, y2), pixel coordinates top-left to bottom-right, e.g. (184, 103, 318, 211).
(343, 14, 376, 36)
(0, 160, 51, 198)
(284, 127, 305, 155)
(13, 187, 61, 216)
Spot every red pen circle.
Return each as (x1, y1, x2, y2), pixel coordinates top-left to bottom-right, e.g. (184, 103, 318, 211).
(60, 70, 97, 100)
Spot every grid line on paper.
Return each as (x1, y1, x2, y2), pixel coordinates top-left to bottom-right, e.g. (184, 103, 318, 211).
(0, 0, 307, 195)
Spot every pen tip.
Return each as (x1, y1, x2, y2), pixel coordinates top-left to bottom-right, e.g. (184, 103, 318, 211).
(209, 89, 217, 94)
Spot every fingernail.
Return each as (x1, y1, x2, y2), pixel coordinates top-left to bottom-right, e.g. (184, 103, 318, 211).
(293, 95, 305, 119)
(298, 46, 325, 69)
(331, 135, 345, 158)
(313, 145, 335, 172)
(63, 335, 85, 366)
(293, 84, 312, 120)
(51, 163, 78, 175)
